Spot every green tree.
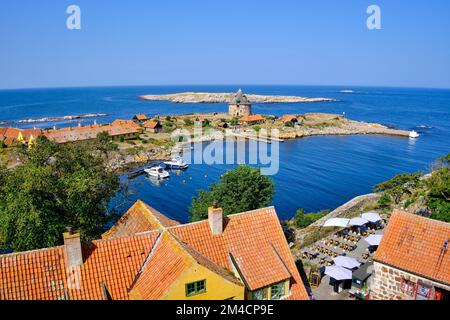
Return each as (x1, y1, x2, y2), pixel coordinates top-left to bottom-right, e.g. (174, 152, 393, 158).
(374, 172, 420, 204)
(230, 118, 239, 126)
(94, 131, 118, 158)
(426, 165, 450, 222)
(0, 137, 119, 252)
(189, 165, 274, 221)
(377, 193, 392, 208)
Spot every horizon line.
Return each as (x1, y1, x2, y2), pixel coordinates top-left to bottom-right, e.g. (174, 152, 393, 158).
(1, 83, 450, 92)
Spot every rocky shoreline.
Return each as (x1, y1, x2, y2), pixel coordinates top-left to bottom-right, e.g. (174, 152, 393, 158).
(278, 120, 412, 139)
(139, 92, 335, 104)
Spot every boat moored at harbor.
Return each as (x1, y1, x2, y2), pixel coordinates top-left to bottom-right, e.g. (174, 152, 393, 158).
(164, 157, 189, 170)
(144, 165, 170, 179)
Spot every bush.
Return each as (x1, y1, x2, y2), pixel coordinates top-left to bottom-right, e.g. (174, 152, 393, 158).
(184, 118, 193, 126)
(119, 136, 125, 143)
(0, 141, 5, 149)
(294, 208, 330, 228)
(377, 193, 392, 208)
(165, 116, 172, 122)
(284, 121, 294, 127)
(252, 125, 261, 132)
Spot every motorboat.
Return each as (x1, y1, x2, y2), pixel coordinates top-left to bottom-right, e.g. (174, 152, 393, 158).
(144, 165, 170, 179)
(409, 130, 420, 139)
(164, 157, 189, 170)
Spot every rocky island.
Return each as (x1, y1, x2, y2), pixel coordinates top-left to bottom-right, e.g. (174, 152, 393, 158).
(139, 92, 335, 104)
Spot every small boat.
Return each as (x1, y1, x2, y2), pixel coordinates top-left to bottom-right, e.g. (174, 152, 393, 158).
(164, 157, 189, 170)
(144, 165, 170, 179)
(409, 131, 420, 139)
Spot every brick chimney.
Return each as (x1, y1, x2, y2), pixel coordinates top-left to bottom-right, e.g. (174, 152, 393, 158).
(208, 205, 223, 236)
(63, 227, 83, 268)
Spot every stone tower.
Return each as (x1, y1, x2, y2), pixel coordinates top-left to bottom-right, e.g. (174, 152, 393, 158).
(228, 89, 252, 117)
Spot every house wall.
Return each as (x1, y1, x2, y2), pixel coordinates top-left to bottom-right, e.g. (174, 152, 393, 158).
(246, 280, 290, 300)
(229, 104, 251, 117)
(371, 261, 450, 300)
(161, 263, 245, 300)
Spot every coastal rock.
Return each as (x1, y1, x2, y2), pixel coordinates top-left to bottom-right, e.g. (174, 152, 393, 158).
(139, 92, 335, 104)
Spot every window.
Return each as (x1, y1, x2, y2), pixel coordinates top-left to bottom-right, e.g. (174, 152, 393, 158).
(270, 282, 286, 300)
(185, 280, 206, 297)
(252, 287, 268, 300)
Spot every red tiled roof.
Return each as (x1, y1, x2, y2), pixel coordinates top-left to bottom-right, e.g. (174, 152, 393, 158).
(168, 207, 309, 299)
(0, 232, 159, 300)
(130, 232, 243, 300)
(43, 121, 140, 143)
(102, 200, 179, 239)
(143, 121, 160, 129)
(280, 115, 298, 123)
(133, 114, 148, 121)
(0, 201, 309, 300)
(374, 210, 450, 285)
(239, 115, 265, 123)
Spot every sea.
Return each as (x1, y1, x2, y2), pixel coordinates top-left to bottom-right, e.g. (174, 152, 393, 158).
(1, 85, 449, 222)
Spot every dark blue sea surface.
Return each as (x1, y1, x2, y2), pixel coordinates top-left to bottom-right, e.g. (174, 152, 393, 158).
(1, 85, 449, 222)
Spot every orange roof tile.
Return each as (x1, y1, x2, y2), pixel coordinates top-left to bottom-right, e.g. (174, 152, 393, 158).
(130, 232, 242, 300)
(239, 115, 265, 123)
(133, 114, 148, 121)
(143, 120, 161, 129)
(280, 115, 298, 123)
(102, 200, 180, 239)
(374, 210, 450, 285)
(168, 207, 309, 299)
(0, 201, 309, 300)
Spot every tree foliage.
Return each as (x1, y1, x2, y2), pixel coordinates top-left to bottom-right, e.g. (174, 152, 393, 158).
(294, 208, 330, 228)
(189, 165, 274, 221)
(0, 136, 119, 252)
(374, 172, 421, 204)
(426, 166, 450, 222)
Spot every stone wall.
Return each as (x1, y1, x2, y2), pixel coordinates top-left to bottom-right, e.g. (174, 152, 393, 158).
(371, 261, 450, 300)
(294, 193, 381, 245)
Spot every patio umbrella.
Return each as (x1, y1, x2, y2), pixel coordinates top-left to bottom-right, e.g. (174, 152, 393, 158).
(323, 218, 350, 228)
(349, 217, 369, 226)
(361, 212, 382, 223)
(364, 234, 383, 246)
(324, 266, 353, 281)
(333, 256, 361, 269)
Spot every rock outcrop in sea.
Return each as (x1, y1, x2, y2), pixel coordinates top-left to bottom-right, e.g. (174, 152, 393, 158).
(139, 92, 335, 104)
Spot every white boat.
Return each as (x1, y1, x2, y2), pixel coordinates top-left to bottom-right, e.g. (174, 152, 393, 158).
(409, 130, 420, 138)
(164, 157, 189, 170)
(144, 165, 170, 179)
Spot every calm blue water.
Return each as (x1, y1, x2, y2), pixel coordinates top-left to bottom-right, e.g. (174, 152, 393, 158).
(1, 85, 450, 221)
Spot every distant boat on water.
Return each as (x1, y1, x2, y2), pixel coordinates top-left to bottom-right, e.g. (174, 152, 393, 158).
(409, 131, 420, 139)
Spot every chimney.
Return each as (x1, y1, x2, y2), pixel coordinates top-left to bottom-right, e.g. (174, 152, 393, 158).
(208, 204, 223, 236)
(63, 227, 83, 268)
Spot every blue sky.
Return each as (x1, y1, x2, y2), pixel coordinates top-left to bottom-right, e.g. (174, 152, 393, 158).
(1, 0, 450, 89)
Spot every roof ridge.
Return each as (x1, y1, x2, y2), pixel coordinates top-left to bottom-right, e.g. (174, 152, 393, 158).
(168, 231, 243, 286)
(0, 244, 64, 259)
(392, 209, 450, 227)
